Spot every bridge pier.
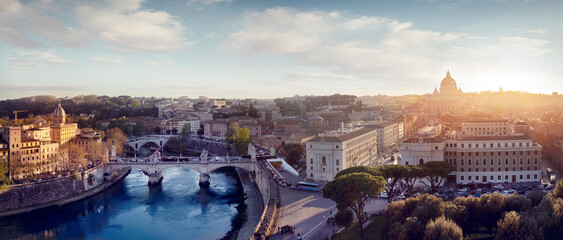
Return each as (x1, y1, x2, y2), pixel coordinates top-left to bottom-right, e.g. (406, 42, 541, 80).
(199, 172, 210, 186)
(148, 171, 163, 186)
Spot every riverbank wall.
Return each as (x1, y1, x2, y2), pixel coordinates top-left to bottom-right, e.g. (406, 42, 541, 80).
(0, 165, 130, 217)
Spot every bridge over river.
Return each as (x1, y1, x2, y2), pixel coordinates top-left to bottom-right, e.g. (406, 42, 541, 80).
(107, 144, 257, 186)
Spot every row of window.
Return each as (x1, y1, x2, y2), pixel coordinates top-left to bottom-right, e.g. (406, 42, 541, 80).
(453, 157, 539, 166)
(459, 166, 538, 172)
(460, 174, 538, 182)
(453, 142, 532, 148)
(446, 151, 539, 156)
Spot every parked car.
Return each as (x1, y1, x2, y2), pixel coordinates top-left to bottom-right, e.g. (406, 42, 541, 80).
(380, 192, 388, 198)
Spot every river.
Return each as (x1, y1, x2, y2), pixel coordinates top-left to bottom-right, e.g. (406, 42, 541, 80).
(0, 167, 244, 240)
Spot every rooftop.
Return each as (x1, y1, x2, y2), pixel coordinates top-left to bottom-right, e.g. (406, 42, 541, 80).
(309, 126, 377, 143)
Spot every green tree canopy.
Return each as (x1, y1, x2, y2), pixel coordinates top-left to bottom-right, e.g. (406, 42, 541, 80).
(323, 172, 385, 236)
(420, 161, 455, 192)
(334, 165, 379, 179)
(376, 164, 409, 203)
(279, 143, 305, 167)
(496, 211, 543, 240)
(424, 216, 463, 240)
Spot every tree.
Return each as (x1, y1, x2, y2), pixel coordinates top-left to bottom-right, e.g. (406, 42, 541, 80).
(404, 165, 424, 194)
(334, 165, 379, 179)
(226, 123, 251, 154)
(553, 179, 563, 199)
(0, 159, 12, 185)
(130, 99, 141, 107)
(424, 216, 463, 240)
(496, 211, 543, 240)
(132, 120, 145, 136)
(279, 143, 305, 167)
(105, 128, 127, 156)
(181, 123, 191, 138)
(323, 172, 385, 236)
(197, 128, 204, 136)
(376, 164, 409, 203)
(154, 126, 161, 134)
(420, 161, 455, 193)
(334, 208, 354, 228)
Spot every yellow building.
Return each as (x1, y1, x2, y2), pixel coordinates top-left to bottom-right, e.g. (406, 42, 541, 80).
(50, 103, 78, 145)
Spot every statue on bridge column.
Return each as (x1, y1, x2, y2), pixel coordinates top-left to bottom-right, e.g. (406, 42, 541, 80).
(110, 144, 116, 159)
(200, 149, 208, 163)
(149, 150, 161, 163)
(248, 143, 257, 161)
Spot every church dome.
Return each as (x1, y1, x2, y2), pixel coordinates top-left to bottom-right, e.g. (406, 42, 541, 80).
(53, 102, 66, 123)
(53, 102, 65, 117)
(439, 70, 458, 95)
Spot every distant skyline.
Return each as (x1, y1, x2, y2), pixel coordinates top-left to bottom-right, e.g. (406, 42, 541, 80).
(1, 0, 562, 100)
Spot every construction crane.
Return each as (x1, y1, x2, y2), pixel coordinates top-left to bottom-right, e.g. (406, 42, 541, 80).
(13, 110, 28, 125)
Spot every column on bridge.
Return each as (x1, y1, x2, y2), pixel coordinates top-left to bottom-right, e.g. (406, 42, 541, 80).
(147, 170, 163, 186)
(199, 150, 211, 186)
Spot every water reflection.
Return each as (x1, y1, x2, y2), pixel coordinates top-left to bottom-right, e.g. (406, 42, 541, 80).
(0, 168, 241, 240)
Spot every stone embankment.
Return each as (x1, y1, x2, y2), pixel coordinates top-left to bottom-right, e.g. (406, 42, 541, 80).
(0, 165, 130, 217)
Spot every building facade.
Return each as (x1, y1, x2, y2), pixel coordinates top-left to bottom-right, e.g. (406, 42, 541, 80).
(400, 121, 542, 185)
(305, 126, 378, 182)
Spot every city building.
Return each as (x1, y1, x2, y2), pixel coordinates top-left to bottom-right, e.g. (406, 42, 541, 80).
(203, 120, 228, 139)
(305, 126, 378, 182)
(400, 120, 542, 184)
(425, 71, 467, 118)
(50, 103, 78, 144)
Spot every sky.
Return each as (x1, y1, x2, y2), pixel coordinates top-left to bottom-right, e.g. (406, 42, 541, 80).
(0, 0, 562, 100)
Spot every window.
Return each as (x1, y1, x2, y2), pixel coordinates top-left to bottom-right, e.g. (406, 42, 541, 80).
(490, 175, 494, 180)
(513, 158, 516, 165)
(336, 160, 339, 165)
(454, 159, 457, 165)
(336, 145, 339, 149)
(534, 174, 537, 179)
(322, 156, 326, 165)
(310, 159, 313, 164)
(476, 175, 480, 180)
(336, 168, 339, 171)
(310, 166, 313, 170)
(520, 175, 523, 179)
(506, 158, 509, 165)
(498, 175, 501, 180)
(476, 159, 479, 166)
(419, 159, 424, 165)
(505, 175, 508, 180)
(535, 158, 538, 164)
(311, 173, 313, 177)
(461, 144, 464, 148)
(461, 168, 464, 172)
(468, 176, 472, 181)
(520, 158, 523, 165)
(469, 159, 472, 166)
(461, 159, 464, 165)
(527, 174, 530, 179)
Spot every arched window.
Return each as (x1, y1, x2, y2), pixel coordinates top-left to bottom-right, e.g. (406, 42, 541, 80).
(419, 159, 424, 165)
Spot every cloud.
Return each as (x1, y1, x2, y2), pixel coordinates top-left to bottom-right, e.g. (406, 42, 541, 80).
(0, 0, 87, 48)
(90, 55, 125, 64)
(500, 37, 551, 56)
(6, 51, 72, 69)
(76, 0, 187, 52)
(188, 0, 232, 5)
(145, 60, 174, 67)
(205, 32, 216, 39)
(226, 7, 551, 88)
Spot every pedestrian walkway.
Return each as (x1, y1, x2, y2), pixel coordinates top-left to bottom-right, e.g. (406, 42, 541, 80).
(237, 169, 264, 240)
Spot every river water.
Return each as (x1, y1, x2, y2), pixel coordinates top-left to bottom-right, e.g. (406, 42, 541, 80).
(0, 168, 243, 240)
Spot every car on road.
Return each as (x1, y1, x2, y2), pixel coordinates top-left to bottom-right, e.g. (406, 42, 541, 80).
(398, 194, 406, 200)
(379, 191, 388, 198)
